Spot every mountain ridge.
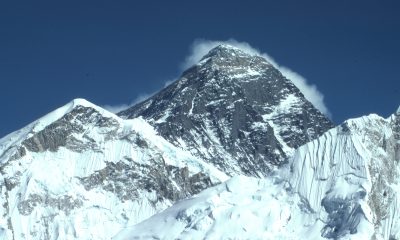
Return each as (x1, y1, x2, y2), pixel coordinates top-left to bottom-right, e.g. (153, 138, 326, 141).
(0, 98, 228, 240)
(2, 44, 396, 240)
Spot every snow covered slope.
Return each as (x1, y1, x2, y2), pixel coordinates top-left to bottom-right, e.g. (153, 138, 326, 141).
(119, 44, 334, 177)
(0, 99, 227, 240)
(290, 110, 400, 239)
(114, 175, 325, 240)
(114, 110, 400, 240)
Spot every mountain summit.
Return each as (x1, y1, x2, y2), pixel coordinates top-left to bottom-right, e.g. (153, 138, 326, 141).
(119, 44, 334, 176)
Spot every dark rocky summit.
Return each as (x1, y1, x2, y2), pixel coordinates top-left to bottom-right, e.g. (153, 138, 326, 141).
(119, 44, 334, 176)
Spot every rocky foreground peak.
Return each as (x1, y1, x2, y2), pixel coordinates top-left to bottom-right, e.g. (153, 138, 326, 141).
(0, 99, 227, 240)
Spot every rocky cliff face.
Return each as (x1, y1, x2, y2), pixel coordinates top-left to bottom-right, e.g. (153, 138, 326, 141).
(119, 44, 334, 176)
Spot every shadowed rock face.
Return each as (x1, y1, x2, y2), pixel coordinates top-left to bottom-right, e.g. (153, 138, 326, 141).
(119, 45, 334, 176)
(22, 106, 119, 153)
(321, 194, 366, 238)
(18, 194, 84, 216)
(79, 158, 213, 203)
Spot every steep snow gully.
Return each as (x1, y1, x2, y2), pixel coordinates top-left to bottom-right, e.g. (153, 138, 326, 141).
(0, 45, 399, 240)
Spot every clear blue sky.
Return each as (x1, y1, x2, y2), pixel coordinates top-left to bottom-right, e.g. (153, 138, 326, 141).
(1, 0, 399, 137)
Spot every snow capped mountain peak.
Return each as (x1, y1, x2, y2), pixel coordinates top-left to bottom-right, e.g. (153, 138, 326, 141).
(208, 43, 243, 52)
(67, 98, 120, 121)
(0, 98, 229, 240)
(396, 105, 400, 114)
(200, 44, 250, 59)
(0, 98, 118, 157)
(70, 97, 95, 107)
(197, 43, 271, 69)
(0, 98, 120, 145)
(70, 98, 111, 112)
(30, 98, 118, 134)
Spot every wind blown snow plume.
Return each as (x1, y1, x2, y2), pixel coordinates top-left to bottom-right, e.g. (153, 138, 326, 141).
(182, 39, 331, 117)
(102, 103, 131, 114)
(103, 79, 175, 113)
(102, 93, 154, 113)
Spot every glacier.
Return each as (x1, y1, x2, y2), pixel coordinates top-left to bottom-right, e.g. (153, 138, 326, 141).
(114, 110, 400, 239)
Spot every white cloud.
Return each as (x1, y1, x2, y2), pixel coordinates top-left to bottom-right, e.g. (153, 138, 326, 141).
(181, 39, 331, 117)
(105, 77, 184, 114)
(163, 79, 175, 88)
(102, 78, 176, 114)
(279, 67, 330, 117)
(102, 93, 154, 113)
(102, 103, 131, 114)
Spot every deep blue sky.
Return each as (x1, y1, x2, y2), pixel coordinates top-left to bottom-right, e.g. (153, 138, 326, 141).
(1, 0, 399, 137)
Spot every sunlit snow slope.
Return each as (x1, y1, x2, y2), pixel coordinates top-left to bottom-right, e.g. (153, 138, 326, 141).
(114, 110, 400, 240)
(114, 175, 324, 240)
(289, 111, 400, 239)
(0, 99, 227, 240)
